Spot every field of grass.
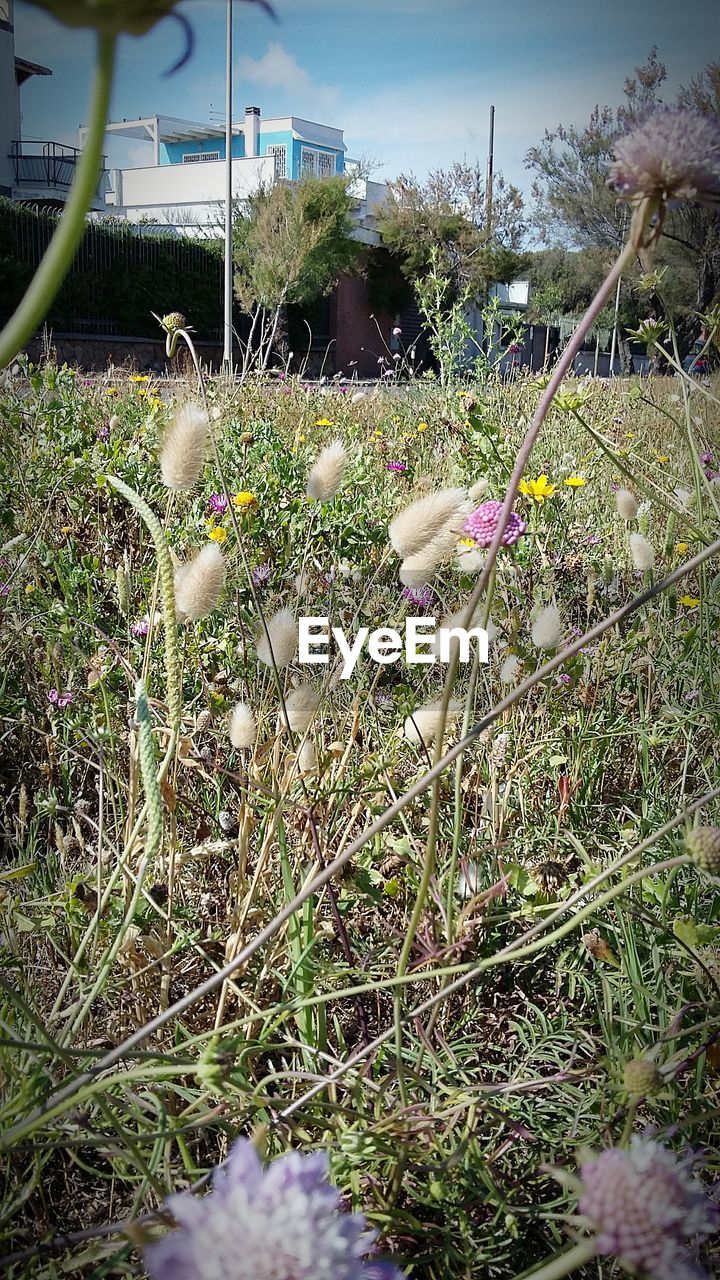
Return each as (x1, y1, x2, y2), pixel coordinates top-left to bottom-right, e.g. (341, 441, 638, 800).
(0, 358, 719, 1278)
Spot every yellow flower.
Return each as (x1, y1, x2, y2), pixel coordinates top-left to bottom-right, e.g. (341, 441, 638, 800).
(564, 476, 587, 488)
(105, 387, 118, 395)
(60, 525, 72, 533)
(458, 537, 476, 548)
(657, 455, 670, 464)
(372, 430, 384, 439)
(297, 434, 306, 444)
(315, 417, 334, 427)
(678, 594, 700, 608)
(25, 583, 36, 594)
(417, 421, 429, 432)
(129, 374, 150, 382)
(519, 474, 557, 504)
(676, 542, 690, 555)
(136, 387, 148, 396)
(625, 431, 635, 438)
(148, 396, 163, 410)
(233, 490, 257, 511)
(208, 526, 227, 543)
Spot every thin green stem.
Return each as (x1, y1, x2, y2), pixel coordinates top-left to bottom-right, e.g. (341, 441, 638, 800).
(512, 1240, 596, 1280)
(0, 34, 116, 369)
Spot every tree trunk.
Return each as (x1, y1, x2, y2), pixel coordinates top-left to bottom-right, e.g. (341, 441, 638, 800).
(677, 251, 717, 361)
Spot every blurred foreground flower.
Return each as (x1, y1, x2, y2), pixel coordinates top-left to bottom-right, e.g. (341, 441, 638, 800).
(610, 108, 720, 209)
(144, 1138, 402, 1280)
(577, 1136, 718, 1280)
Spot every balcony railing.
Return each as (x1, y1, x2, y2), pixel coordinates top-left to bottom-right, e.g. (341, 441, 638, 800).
(10, 141, 108, 195)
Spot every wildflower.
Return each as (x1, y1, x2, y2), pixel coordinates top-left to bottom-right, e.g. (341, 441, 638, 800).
(130, 374, 150, 383)
(315, 417, 334, 427)
(463, 500, 527, 549)
(417, 421, 429, 432)
(144, 1137, 401, 1280)
(105, 387, 118, 396)
(307, 439, 347, 502)
(209, 493, 229, 517)
(531, 604, 564, 651)
(615, 488, 639, 520)
(678, 595, 700, 608)
(389, 488, 469, 559)
(629, 533, 655, 571)
(623, 1058, 662, 1096)
(657, 455, 670, 465)
(131, 617, 150, 638)
(208, 526, 227, 544)
(676, 542, 690, 555)
(174, 544, 225, 622)
(519, 474, 556, 504)
(609, 107, 720, 208)
(251, 562, 272, 588)
(233, 491, 257, 511)
(280, 684, 320, 734)
(161, 311, 186, 333)
(386, 461, 407, 473)
(160, 403, 209, 491)
(256, 607, 297, 669)
(401, 584, 435, 610)
(577, 1135, 718, 1280)
(499, 654, 521, 685)
(24, 582, 35, 594)
(48, 689, 74, 708)
(96, 423, 110, 441)
(685, 826, 720, 876)
(404, 698, 463, 747)
(228, 702, 256, 751)
(565, 475, 587, 488)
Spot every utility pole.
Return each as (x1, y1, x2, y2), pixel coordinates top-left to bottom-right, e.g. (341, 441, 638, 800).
(485, 103, 495, 240)
(223, 0, 234, 371)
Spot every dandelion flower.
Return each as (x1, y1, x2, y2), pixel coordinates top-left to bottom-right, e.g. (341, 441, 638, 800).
(229, 702, 256, 750)
(577, 1135, 718, 1280)
(280, 684, 321, 734)
(531, 604, 564, 651)
(629, 532, 655, 571)
(389, 488, 469, 558)
(609, 107, 720, 208)
(615, 488, 639, 520)
(208, 526, 227, 544)
(257, 607, 297, 669)
(404, 698, 463, 747)
(233, 490, 257, 511)
(144, 1138, 401, 1280)
(174, 544, 225, 622)
(307, 439, 348, 502)
(160, 403, 209, 491)
(564, 475, 587, 488)
(678, 594, 700, 608)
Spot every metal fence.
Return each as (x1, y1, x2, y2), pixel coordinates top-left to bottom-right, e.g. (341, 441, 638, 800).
(0, 200, 225, 338)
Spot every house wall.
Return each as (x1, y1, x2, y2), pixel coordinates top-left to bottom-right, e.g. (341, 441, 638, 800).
(333, 273, 393, 378)
(0, 1, 20, 197)
(106, 154, 275, 224)
(161, 135, 246, 164)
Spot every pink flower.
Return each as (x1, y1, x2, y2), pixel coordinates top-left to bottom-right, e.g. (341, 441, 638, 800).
(386, 461, 407, 473)
(463, 500, 526, 549)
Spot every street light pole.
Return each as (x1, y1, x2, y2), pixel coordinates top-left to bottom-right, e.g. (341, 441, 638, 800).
(223, 0, 234, 371)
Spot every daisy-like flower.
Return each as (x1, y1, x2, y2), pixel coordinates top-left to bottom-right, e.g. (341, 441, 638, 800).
(577, 1135, 718, 1280)
(609, 108, 720, 208)
(678, 595, 701, 608)
(463, 500, 527, 549)
(315, 417, 335, 427)
(564, 475, 587, 488)
(519, 474, 556, 504)
(144, 1138, 401, 1280)
(207, 526, 227, 544)
(233, 491, 257, 511)
(251, 562, 272, 587)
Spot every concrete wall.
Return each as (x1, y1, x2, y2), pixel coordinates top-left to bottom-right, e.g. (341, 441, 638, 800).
(0, 2, 20, 198)
(106, 154, 274, 224)
(24, 332, 227, 372)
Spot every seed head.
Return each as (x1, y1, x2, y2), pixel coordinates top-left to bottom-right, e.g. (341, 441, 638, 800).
(499, 654, 522, 685)
(389, 488, 469, 558)
(623, 1058, 663, 1097)
(609, 108, 720, 208)
(280, 684, 321, 734)
(160, 402, 209, 490)
(161, 311, 187, 333)
(228, 702, 257, 751)
(399, 519, 467, 588)
(297, 739, 318, 774)
(307, 439, 348, 502)
(629, 532, 655, 571)
(404, 698, 463, 747)
(256, 607, 297, 669)
(615, 488, 639, 520)
(174, 544, 224, 621)
(530, 603, 564, 651)
(685, 825, 720, 876)
(577, 1136, 718, 1280)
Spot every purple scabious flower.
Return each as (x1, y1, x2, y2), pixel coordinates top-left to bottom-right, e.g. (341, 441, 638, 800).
(209, 493, 229, 517)
(131, 617, 151, 638)
(401, 585, 435, 610)
(144, 1139, 402, 1280)
(463, 500, 526, 549)
(699, 452, 713, 466)
(578, 1136, 719, 1280)
(386, 461, 407, 473)
(609, 108, 720, 207)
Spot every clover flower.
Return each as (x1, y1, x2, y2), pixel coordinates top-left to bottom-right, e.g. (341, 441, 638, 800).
(144, 1138, 401, 1280)
(609, 108, 720, 208)
(463, 500, 527, 549)
(577, 1136, 719, 1280)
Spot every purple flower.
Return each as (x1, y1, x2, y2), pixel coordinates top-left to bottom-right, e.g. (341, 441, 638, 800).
(131, 617, 150, 638)
(463, 501, 527, 549)
(251, 562, 272, 587)
(48, 688, 59, 704)
(386, 461, 407, 473)
(209, 493, 229, 517)
(609, 108, 720, 207)
(578, 1136, 718, 1280)
(48, 689, 74, 708)
(0, 581, 10, 597)
(96, 423, 110, 441)
(700, 452, 713, 466)
(144, 1138, 402, 1280)
(401, 585, 435, 610)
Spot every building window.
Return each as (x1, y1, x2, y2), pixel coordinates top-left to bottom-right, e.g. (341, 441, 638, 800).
(183, 151, 220, 163)
(301, 148, 336, 179)
(267, 144, 287, 178)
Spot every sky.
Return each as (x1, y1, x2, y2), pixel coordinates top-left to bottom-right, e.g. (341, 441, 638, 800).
(13, 0, 720, 195)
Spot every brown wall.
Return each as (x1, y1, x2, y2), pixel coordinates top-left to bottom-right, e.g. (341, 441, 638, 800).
(24, 333, 226, 373)
(333, 275, 394, 379)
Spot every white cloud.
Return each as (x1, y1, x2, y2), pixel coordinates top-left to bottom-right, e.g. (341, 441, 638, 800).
(235, 41, 339, 116)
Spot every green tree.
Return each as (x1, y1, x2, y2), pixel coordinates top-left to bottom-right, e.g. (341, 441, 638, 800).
(233, 175, 361, 372)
